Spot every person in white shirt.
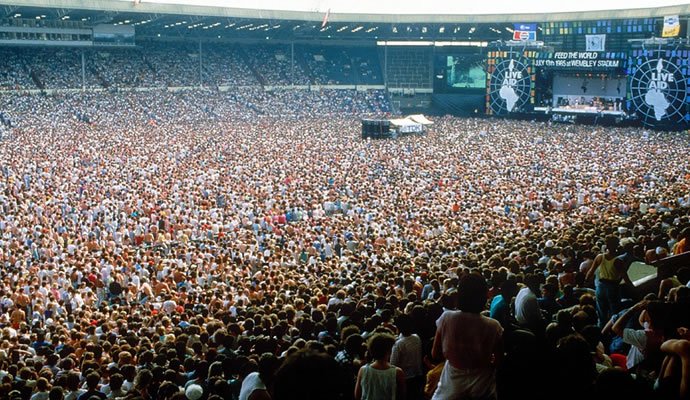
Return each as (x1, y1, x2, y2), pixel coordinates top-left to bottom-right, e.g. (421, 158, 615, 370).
(162, 295, 177, 314)
(391, 314, 424, 399)
(514, 274, 545, 334)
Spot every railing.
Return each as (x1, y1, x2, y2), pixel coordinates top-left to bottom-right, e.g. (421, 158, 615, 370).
(0, 84, 389, 95)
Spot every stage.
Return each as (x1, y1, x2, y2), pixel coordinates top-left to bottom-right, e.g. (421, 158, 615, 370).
(531, 106, 632, 125)
(534, 106, 627, 117)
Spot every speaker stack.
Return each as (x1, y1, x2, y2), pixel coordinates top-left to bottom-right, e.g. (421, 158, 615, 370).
(361, 119, 391, 139)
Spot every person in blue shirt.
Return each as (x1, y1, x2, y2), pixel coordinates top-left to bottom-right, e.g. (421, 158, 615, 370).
(31, 331, 51, 351)
(490, 279, 519, 330)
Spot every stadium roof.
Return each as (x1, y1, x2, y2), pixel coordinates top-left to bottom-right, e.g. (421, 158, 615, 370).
(4, 0, 690, 23)
(0, 0, 688, 42)
(116, 0, 690, 17)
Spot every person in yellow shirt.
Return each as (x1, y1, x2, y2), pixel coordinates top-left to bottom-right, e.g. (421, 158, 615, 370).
(586, 235, 632, 327)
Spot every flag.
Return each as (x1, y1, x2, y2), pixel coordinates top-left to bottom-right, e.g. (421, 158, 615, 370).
(585, 34, 606, 52)
(321, 8, 330, 28)
(663, 15, 680, 37)
(513, 23, 537, 41)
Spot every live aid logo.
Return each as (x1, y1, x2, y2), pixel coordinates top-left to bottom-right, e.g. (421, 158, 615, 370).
(502, 70, 523, 86)
(648, 59, 674, 90)
(649, 72, 674, 90)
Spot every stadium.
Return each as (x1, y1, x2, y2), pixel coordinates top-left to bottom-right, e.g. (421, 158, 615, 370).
(0, 0, 689, 399)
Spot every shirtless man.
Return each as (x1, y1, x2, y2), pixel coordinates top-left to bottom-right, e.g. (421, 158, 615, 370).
(10, 306, 25, 330)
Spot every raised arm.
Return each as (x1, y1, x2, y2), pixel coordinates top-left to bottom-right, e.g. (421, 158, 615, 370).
(612, 300, 648, 337)
(601, 314, 615, 335)
(660, 339, 690, 400)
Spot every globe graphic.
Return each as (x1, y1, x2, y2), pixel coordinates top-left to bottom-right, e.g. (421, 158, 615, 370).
(630, 58, 687, 127)
(489, 57, 531, 115)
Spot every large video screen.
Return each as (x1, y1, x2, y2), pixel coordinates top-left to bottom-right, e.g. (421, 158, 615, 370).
(434, 52, 486, 93)
(445, 55, 486, 89)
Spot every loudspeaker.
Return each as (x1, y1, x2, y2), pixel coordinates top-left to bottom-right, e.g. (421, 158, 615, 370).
(361, 119, 391, 139)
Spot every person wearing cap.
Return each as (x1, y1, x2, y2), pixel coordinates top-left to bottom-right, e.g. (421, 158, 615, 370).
(185, 383, 204, 400)
(8, 389, 23, 400)
(646, 246, 669, 265)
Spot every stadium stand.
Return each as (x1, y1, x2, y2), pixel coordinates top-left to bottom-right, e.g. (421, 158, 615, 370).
(384, 46, 433, 89)
(242, 44, 311, 86)
(200, 45, 259, 87)
(0, 44, 384, 90)
(300, 46, 383, 85)
(87, 48, 164, 88)
(0, 48, 36, 90)
(144, 42, 203, 87)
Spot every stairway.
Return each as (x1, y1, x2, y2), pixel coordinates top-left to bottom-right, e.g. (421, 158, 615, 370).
(143, 57, 158, 75)
(377, 47, 386, 86)
(90, 66, 110, 89)
(141, 56, 163, 86)
(238, 46, 267, 87)
(294, 49, 315, 85)
(28, 67, 46, 90)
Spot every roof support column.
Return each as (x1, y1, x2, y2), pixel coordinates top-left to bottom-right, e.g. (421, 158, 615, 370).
(198, 38, 203, 87)
(81, 49, 85, 92)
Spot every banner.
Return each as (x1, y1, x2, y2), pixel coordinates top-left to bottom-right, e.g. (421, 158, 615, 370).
(533, 52, 622, 69)
(585, 34, 606, 52)
(487, 53, 533, 115)
(662, 15, 680, 37)
(513, 23, 537, 41)
(629, 53, 687, 128)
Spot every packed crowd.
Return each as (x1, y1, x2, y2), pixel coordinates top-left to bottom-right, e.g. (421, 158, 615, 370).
(303, 47, 383, 86)
(30, 49, 86, 90)
(88, 50, 164, 89)
(0, 87, 689, 400)
(200, 46, 258, 87)
(0, 44, 385, 90)
(0, 49, 35, 91)
(242, 45, 311, 86)
(0, 88, 391, 130)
